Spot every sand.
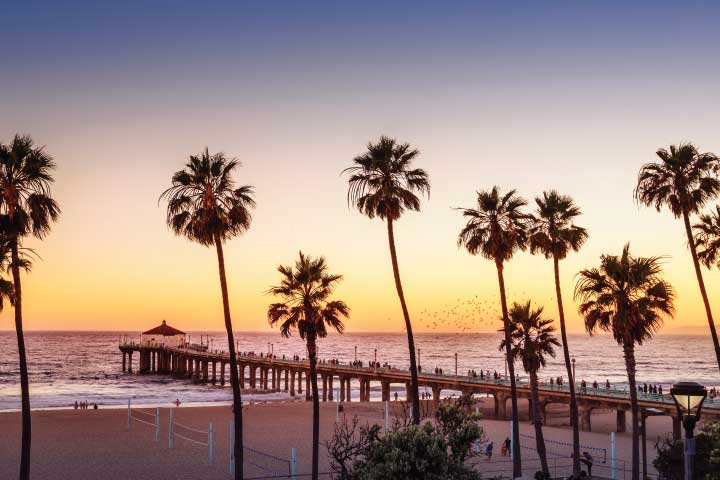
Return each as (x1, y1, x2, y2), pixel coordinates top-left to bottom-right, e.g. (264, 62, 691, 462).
(0, 397, 679, 479)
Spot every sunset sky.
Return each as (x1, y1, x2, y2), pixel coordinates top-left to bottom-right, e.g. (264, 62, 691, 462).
(2, 1, 720, 333)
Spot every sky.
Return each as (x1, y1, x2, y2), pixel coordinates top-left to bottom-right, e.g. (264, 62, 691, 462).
(1, 1, 720, 333)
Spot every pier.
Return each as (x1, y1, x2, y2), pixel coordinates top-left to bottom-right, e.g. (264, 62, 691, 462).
(119, 341, 720, 438)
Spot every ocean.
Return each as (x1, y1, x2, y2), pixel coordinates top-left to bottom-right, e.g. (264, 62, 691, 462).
(0, 331, 718, 411)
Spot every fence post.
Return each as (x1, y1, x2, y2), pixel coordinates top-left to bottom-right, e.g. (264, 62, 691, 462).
(229, 421, 234, 475)
(168, 409, 174, 449)
(155, 407, 160, 441)
(385, 401, 389, 433)
(127, 399, 131, 431)
(209, 422, 213, 465)
(611, 431, 616, 480)
(291, 447, 297, 480)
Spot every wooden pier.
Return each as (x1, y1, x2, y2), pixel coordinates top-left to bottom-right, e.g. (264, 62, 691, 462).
(119, 341, 720, 437)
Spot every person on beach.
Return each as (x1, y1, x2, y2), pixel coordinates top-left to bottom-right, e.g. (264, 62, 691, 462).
(550, 377, 555, 387)
(74, 401, 78, 410)
(658, 385, 663, 395)
(606, 379, 611, 390)
(593, 380, 598, 390)
(485, 441, 493, 461)
(174, 398, 181, 407)
(394, 392, 398, 401)
(581, 451, 594, 477)
(503, 437, 511, 456)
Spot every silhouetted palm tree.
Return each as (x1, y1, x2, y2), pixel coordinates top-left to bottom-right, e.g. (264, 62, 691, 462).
(344, 136, 429, 425)
(160, 148, 255, 479)
(635, 143, 720, 371)
(0, 135, 60, 480)
(267, 252, 349, 480)
(501, 301, 559, 477)
(575, 244, 674, 480)
(457, 186, 528, 478)
(694, 206, 720, 269)
(529, 190, 587, 476)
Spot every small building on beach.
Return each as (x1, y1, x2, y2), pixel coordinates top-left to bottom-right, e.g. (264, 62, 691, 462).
(141, 320, 186, 347)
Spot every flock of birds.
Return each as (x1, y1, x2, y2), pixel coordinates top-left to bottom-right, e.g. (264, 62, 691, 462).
(399, 292, 558, 333)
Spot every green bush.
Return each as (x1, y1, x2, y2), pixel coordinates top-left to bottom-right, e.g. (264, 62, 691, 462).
(326, 396, 484, 480)
(654, 422, 720, 479)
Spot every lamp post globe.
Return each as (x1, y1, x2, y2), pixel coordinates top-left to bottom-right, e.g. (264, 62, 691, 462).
(670, 381, 707, 480)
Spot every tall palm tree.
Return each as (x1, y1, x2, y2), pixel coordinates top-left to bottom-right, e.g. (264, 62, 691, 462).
(267, 252, 349, 480)
(160, 148, 255, 479)
(575, 244, 674, 480)
(457, 186, 528, 478)
(635, 143, 720, 371)
(529, 190, 587, 476)
(344, 135, 429, 425)
(501, 301, 560, 477)
(0, 135, 60, 480)
(694, 205, 720, 269)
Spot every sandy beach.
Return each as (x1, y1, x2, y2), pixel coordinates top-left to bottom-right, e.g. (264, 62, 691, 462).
(0, 396, 679, 479)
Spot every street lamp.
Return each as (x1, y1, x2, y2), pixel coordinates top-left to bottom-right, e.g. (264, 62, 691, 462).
(455, 353, 458, 376)
(417, 349, 421, 369)
(670, 381, 707, 480)
(572, 358, 576, 384)
(354, 345, 357, 363)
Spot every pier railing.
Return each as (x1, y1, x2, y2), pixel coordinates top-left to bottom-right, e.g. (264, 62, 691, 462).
(118, 341, 720, 413)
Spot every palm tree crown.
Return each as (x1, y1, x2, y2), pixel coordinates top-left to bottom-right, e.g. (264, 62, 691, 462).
(694, 206, 720, 269)
(501, 302, 560, 374)
(160, 148, 255, 246)
(267, 252, 349, 339)
(457, 186, 529, 262)
(0, 134, 60, 237)
(529, 190, 587, 259)
(344, 136, 430, 221)
(574, 244, 675, 345)
(634, 143, 720, 217)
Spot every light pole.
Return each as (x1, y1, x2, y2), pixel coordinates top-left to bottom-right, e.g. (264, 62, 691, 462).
(671, 381, 707, 480)
(417, 349, 421, 369)
(354, 346, 357, 363)
(374, 349, 377, 369)
(455, 353, 458, 376)
(572, 358, 576, 384)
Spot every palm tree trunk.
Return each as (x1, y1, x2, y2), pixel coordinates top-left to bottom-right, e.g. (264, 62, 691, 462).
(553, 255, 581, 476)
(495, 260, 522, 478)
(530, 371, 549, 476)
(682, 210, 720, 371)
(386, 217, 420, 424)
(623, 341, 640, 480)
(214, 235, 243, 479)
(307, 335, 320, 480)
(12, 238, 31, 480)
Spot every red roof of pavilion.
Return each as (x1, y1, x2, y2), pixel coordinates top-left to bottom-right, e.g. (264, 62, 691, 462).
(142, 320, 185, 336)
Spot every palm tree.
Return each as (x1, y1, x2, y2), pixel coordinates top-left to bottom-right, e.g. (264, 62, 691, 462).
(160, 148, 255, 479)
(528, 190, 587, 476)
(267, 252, 349, 480)
(575, 244, 674, 480)
(457, 186, 528, 478)
(635, 143, 720, 371)
(694, 205, 720, 269)
(0, 135, 60, 480)
(501, 301, 559, 477)
(344, 135, 429, 425)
